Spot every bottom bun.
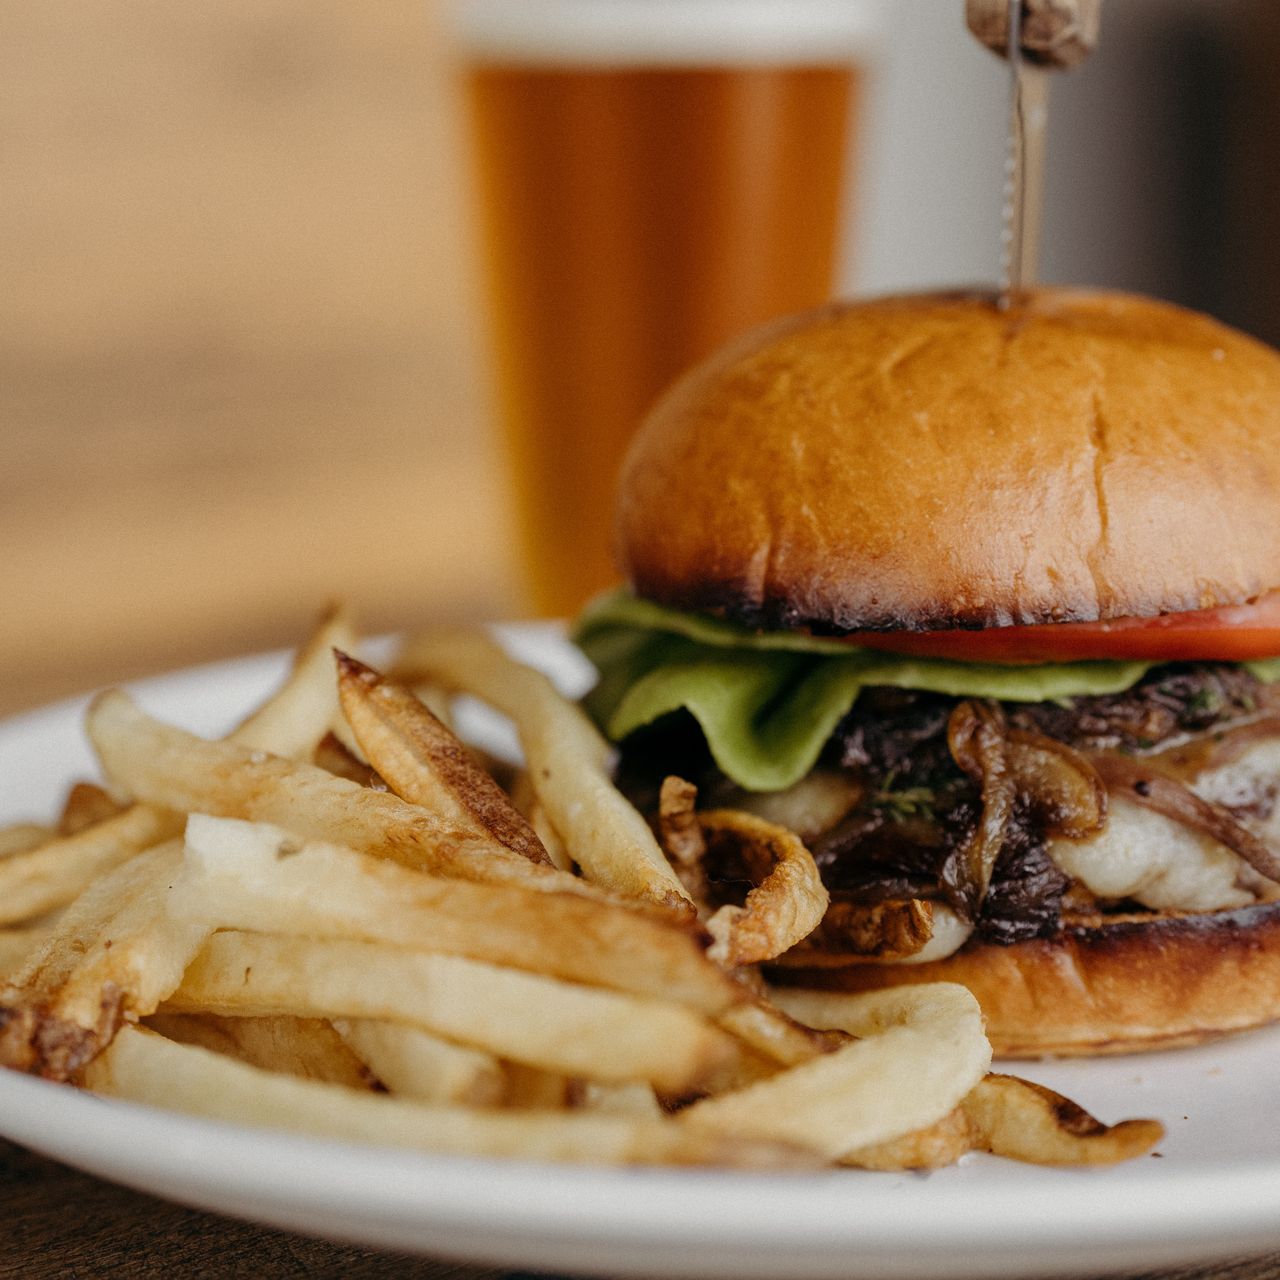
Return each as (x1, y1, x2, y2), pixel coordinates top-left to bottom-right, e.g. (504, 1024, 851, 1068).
(771, 901, 1280, 1058)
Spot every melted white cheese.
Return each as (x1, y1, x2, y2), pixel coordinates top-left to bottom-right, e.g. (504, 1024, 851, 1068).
(893, 905, 973, 965)
(1049, 738, 1280, 913)
(1195, 738, 1280, 845)
(1049, 796, 1254, 911)
(883, 738, 1280, 964)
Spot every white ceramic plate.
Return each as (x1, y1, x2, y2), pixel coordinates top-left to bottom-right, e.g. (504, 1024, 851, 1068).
(1, 628, 1278, 1279)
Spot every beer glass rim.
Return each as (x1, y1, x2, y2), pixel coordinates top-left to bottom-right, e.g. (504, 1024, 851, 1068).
(450, 0, 884, 67)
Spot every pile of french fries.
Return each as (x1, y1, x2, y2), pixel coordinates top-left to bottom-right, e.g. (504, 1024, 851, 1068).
(0, 609, 1162, 1170)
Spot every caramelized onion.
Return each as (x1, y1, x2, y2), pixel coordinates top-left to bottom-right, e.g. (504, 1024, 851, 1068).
(1146, 715, 1280, 782)
(947, 701, 1015, 915)
(1091, 754, 1280, 885)
(1005, 729, 1107, 839)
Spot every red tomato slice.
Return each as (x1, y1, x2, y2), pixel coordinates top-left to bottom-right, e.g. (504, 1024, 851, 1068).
(844, 592, 1280, 664)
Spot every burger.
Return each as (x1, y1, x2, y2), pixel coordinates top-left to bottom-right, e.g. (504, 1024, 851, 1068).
(575, 288, 1280, 1057)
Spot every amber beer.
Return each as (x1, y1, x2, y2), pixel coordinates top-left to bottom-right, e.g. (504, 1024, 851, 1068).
(457, 1, 877, 615)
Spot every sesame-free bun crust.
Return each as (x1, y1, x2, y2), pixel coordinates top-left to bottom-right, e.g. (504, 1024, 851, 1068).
(616, 289, 1280, 632)
(772, 902, 1280, 1057)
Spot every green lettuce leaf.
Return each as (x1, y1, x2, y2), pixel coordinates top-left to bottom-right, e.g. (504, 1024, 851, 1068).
(575, 592, 1158, 793)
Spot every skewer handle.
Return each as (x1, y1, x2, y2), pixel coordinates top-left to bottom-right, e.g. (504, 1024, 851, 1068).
(966, 0, 1102, 70)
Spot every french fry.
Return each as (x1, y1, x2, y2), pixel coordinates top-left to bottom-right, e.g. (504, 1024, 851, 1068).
(56, 784, 124, 837)
(843, 1073, 1165, 1169)
(0, 845, 211, 1079)
(144, 1012, 374, 1090)
(843, 1106, 976, 1171)
(83, 1027, 814, 1169)
(88, 691, 574, 891)
(165, 930, 736, 1093)
(171, 816, 740, 1015)
(335, 653, 550, 866)
(963, 1074, 1164, 1165)
(396, 630, 693, 915)
(683, 985, 991, 1157)
(717, 998, 846, 1069)
(501, 1062, 576, 1109)
(574, 1080, 663, 1119)
(229, 603, 359, 759)
(0, 926, 55, 979)
(509, 772, 573, 872)
(0, 824, 53, 859)
(528, 801, 572, 872)
(0, 612, 1163, 1176)
(0, 609, 361, 929)
(332, 1018, 504, 1106)
(410, 678, 455, 730)
(312, 732, 384, 787)
(0, 805, 184, 928)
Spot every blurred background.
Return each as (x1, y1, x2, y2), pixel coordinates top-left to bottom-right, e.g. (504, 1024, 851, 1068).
(3, 0, 1278, 717)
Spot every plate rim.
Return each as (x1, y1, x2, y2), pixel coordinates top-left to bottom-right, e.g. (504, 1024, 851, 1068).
(2, 634, 1280, 1277)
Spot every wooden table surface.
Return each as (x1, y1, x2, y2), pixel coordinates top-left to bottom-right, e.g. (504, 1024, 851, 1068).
(0, 0, 519, 722)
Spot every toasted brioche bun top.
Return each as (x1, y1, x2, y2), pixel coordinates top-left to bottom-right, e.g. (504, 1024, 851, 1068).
(615, 288, 1280, 633)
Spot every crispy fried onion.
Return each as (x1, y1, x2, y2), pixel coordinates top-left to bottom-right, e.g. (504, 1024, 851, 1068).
(844, 1072, 1164, 1170)
(775, 898, 936, 965)
(947, 703, 1107, 917)
(657, 779, 829, 967)
(657, 777, 710, 907)
(1091, 754, 1280, 885)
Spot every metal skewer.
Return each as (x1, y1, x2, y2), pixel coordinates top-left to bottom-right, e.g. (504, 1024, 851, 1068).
(999, 0, 1050, 304)
(998, 0, 1025, 301)
(966, 0, 1102, 307)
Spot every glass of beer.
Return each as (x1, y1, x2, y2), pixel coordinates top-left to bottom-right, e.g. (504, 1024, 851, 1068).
(453, 0, 881, 616)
